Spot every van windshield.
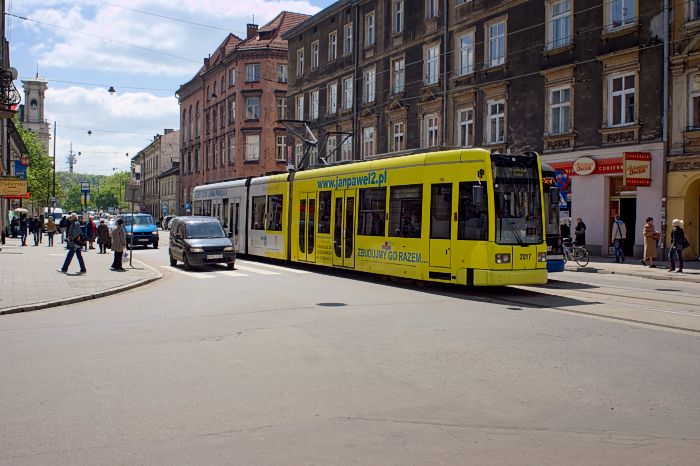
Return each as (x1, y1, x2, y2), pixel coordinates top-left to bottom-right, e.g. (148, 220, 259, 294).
(122, 215, 155, 226)
(186, 222, 225, 239)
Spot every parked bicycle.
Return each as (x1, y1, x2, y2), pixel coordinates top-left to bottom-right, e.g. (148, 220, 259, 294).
(561, 238, 589, 267)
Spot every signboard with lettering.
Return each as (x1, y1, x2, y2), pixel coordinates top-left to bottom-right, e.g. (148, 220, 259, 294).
(14, 160, 27, 180)
(573, 157, 596, 176)
(551, 158, 623, 177)
(624, 152, 651, 187)
(0, 178, 28, 197)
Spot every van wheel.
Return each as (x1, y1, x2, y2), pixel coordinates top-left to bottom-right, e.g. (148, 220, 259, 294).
(153, 240, 159, 249)
(183, 254, 192, 270)
(227, 261, 235, 270)
(169, 253, 177, 267)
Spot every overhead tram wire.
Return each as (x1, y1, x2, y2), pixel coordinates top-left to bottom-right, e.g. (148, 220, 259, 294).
(19, 78, 174, 93)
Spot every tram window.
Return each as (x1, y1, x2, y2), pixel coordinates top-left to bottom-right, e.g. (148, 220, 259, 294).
(203, 200, 212, 217)
(194, 200, 202, 216)
(222, 198, 229, 229)
(308, 199, 315, 253)
(234, 202, 240, 235)
(318, 191, 332, 234)
(266, 194, 283, 231)
(299, 199, 306, 253)
(430, 183, 452, 239)
(389, 185, 422, 238)
(251, 196, 266, 230)
(358, 187, 386, 236)
(345, 197, 354, 258)
(458, 182, 488, 240)
(334, 198, 342, 257)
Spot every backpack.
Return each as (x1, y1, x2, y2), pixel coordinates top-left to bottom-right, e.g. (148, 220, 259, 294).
(682, 236, 690, 249)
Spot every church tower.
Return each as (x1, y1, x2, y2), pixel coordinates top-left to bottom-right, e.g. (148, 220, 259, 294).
(21, 76, 50, 155)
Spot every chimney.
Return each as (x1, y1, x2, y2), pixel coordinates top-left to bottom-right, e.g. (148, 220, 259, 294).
(247, 23, 258, 39)
(164, 129, 174, 135)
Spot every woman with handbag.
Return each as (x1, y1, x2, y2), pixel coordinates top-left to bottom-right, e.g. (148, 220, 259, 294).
(668, 219, 688, 273)
(642, 217, 659, 268)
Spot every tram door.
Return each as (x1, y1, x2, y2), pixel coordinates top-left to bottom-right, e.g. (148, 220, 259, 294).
(298, 193, 317, 263)
(332, 190, 355, 268)
(229, 197, 241, 250)
(429, 183, 452, 268)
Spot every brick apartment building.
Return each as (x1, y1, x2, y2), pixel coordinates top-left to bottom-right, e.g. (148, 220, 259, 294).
(177, 11, 310, 214)
(284, 0, 667, 258)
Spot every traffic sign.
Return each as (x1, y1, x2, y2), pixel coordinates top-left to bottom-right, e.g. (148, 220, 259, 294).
(80, 181, 90, 193)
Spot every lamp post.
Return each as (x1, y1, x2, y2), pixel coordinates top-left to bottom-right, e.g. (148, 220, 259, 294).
(51, 121, 56, 213)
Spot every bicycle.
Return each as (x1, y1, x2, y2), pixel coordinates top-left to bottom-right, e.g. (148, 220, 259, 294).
(561, 238, 589, 267)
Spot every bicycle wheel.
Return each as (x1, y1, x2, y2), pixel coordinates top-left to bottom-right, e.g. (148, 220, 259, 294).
(575, 248, 589, 267)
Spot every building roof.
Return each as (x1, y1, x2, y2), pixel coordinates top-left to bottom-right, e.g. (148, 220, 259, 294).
(282, 1, 353, 40)
(158, 165, 180, 179)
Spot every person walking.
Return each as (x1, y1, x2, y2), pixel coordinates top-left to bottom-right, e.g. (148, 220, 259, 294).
(574, 218, 587, 247)
(611, 214, 627, 263)
(58, 213, 87, 274)
(96, 220, 110, 254)
(46, 217, 57, 247)
(110, 218, 127, 271)
(668, 218, 688, 273)
(19, 214, 28, 246)
(58, 215, 68, 244)
(30, 216, 40, 246)
(38, 215, 45, 244)
(642, 217, 660, 268)
(87, 216, 97, 250)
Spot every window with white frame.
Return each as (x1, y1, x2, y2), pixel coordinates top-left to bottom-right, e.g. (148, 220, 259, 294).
(297, 48, 304, 76)
(692, 0, 700, 21)
(344, 23, 353, 55)
(610, 0, 635, 29)
(327, 82, 338, 114)
(229, 68, 236, 86)
(340, 136, 352, 161)
(363, 126, 376, 157)
(547, 0, 571, 49)
(392, 121, 405, 152)
(487, 100, 505, 144)
(311, 41, 319, 70)
(277, 64, 288, 83)
(426, 0, 438, 18)
(425, 44, 440, 85)
(549, 86, 571, 134)
(276, 136, 286, 161)
(365, 12, 375, 46)
(458, 32, 474, 75)
(392, 58, 405, 94)
(245, 63, 260, 82)
(457, 108, 474, 147)
(311, 90, 319, 120)
(295, 143, 303, 165)
(487, 20, 506, 67)
(363, 67, 376, 103)
(326, 135, 337, 160)
(229, 99, 236, 123)
(296, 95, 305, 120)
(228, 134, 236, 165)
(245, 96, 260, 120)
(276, 97, 286, 120)
(343, 76, 353, 110)
(329, 31, 338, 61)
(394, 0, 404, 34)
(424, 114, 439, 147)
(245, 134, 260, 161)
(691, 74, 700, 129)
(609, 73, 635, 126)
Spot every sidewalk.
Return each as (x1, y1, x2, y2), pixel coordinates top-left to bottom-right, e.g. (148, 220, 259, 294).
(0, 236, 161, 315)
(565, 254, 700, 283)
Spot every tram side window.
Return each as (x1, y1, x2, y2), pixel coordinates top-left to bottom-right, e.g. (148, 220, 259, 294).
(389, 184, 422, 238)
(251, 196, 266, 230)
(358, 187, 386, 236)
(203, 200, 212, 217)
(318, 191, 332, 234)
(194, 200, 202, 216)
(266, 194, 283, 231)
(430, 183, 452, 239)
(458, 182, 488, 240)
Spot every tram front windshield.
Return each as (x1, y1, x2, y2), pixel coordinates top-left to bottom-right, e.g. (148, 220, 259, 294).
(492, 155, 543, 246)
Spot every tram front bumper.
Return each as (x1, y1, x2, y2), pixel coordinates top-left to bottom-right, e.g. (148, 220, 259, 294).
(472, 268, 548, 286)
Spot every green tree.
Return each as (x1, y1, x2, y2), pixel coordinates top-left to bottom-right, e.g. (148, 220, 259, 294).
(62, 185, 83, 213)
(14, 117, 54, 208)
(93, 191, 118, 210)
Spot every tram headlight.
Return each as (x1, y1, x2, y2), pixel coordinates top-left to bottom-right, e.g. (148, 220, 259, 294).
(538, 252, 547, 262)
(495, 253, 511, 264)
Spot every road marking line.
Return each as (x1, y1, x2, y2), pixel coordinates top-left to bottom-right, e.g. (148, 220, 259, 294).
(217, 270, 250, 277)
(233, 264, 280, 275)
(159, 265, 214, 279)
(237, 260, 309, 274)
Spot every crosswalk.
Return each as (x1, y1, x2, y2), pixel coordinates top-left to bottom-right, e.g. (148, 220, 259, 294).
(161, 259, 310, 279)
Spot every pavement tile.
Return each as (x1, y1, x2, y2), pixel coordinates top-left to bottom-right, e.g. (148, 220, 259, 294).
(564, 255, 700, 283)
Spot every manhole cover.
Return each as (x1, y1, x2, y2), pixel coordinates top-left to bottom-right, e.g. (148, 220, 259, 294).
(317, 302, 347, 307)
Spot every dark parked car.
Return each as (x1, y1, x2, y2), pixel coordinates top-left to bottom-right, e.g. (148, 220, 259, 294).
(169, 216, 236, 270)
(162, 215, 176, 230)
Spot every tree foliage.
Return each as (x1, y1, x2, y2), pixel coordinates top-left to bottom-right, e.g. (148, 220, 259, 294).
(57, 170, 130, 212)
(14, 117, 54, 208)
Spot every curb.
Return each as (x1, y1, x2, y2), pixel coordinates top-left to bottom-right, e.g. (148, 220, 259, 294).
(565, 266, 700, 283)
(0, 265, 163, 316)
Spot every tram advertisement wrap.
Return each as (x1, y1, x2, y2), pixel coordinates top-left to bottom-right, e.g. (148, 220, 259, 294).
(357, 242, 427, 264)
(317, 170, 388, 190)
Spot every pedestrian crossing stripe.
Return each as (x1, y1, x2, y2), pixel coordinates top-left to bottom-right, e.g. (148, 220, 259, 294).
(236, 260, 309, 274)
(159, 261, 309, 277)
(231, 264, 279, 275)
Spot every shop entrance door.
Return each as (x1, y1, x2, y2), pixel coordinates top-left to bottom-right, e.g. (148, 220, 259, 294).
(620, 198, 636, 257)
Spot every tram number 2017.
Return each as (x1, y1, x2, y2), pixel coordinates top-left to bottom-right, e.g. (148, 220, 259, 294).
(520, 254, 531, 260)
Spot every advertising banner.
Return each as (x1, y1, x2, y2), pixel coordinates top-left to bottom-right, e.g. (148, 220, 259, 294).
(623, 152, 652, 187)
(14, 160, 27, 180)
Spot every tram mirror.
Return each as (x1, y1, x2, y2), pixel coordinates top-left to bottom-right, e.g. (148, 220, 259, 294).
(472, 185, 484, 205)
(549, 187, 559, 204)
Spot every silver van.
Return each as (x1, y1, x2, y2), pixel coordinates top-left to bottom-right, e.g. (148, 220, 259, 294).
(169, 216, 236, 270)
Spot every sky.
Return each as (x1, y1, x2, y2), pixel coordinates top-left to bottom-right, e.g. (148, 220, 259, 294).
(6, 0, 329, 175)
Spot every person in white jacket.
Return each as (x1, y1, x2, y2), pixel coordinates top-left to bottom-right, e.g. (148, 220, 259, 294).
(610, 215, 627, 263)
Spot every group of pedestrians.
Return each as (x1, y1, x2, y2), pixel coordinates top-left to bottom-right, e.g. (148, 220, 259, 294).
(13, 214, 48, 247)
(57, 213, 127, 274)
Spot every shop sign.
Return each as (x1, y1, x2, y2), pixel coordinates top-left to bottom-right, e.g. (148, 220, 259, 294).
(551, 158, 623, 176)
(20, 156, 30, 166)
(0, 178, 28, 197)
(573, 157, 596, 176)
(554, 169, 570, 190)
(624, 152, 651, 187)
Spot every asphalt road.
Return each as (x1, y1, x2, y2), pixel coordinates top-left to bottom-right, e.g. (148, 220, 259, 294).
(1, 232, 699, 465)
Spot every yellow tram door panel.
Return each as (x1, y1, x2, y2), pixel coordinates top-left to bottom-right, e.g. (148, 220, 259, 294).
(332, 190, 355, 268)
(428, 182, 453, 269)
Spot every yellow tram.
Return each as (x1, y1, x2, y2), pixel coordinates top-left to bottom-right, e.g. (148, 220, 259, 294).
(192, 149, 548, 286)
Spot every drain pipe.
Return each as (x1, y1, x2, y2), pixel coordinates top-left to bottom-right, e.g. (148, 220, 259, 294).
(441, 0, 448, 146)
(659, 0, 669, 260)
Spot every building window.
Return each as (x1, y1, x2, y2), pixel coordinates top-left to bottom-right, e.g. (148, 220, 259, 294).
(340, 136, 352, 161)
(392, 121, 405, 152)
(276, 135, 286, 161)
(277, 64, 288, 83)
(365, 12, 375, 46)
(205, 111, 211, 134)
(229, 99, 236, 123)
(424, 114, 439, 147)
(691, 0, 700, 21)
(297, 48, 304, 76)
(392, 58, 405, 94)
(245, 96, 260, 120)
(212, 108, 218, 131)
(195, 103, 200, 137)
(310, 90, 319, 120)
(610, 0, 635, 30)
(425, 44, 440, 85)
(690, 73, 700, 129)
(363, 126, 376, 157)
(311, 41, 319, 70)
(487, 100, 505, 144)
(363, 67, 376, 103)
(229, 68, 236, 86)
(326, 135, 337, 160)
(549, 86, 571, 134)
(276, 97, 287, 120)
(329, 31, 338, 61)
(487, 20, 506, 67)
(458, 32, 475, 75)
(426, 0, 438, 19)
(245, 134, 260, 161)
(327, 82, 338, 114)
(609, 74, 635, 127)
(228, 134, 235, 165)
(344, 23, 353, 55)
(343, 76, 353, 110)
(394, 0, 404, 34)
(295, 143, 303, 165)
(457, 108, 474, 147)
(547, 0, 571, 50)
(220, 138, 225, 166)
(245, 63, 260, 82)
(296, 95, 305, 120)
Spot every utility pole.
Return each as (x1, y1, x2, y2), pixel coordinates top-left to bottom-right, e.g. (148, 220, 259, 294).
(51, 121, 56, 213)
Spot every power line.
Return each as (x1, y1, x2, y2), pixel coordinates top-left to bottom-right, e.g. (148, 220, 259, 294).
(20, 78, 175, 93)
